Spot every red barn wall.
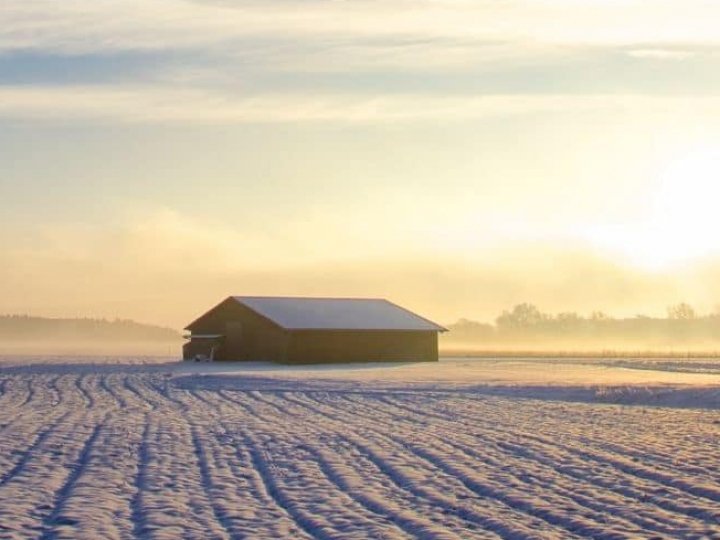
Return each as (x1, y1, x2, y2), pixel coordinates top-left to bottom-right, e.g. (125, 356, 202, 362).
(286, 330, 438, 364)
(185, 298, 289, 361)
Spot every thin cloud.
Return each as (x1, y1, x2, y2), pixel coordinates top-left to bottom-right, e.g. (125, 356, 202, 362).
(2, 0, 720, 55)
(2, 85, 720, 124)
(627, 49, 699, 60)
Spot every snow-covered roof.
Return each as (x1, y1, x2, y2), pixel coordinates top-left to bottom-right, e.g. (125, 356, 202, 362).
(185, 334, 224, 339)
(232, 296, 447, 332)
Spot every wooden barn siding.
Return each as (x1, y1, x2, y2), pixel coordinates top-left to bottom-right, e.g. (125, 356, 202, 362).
(286, 330, 438, 364)
(185, 299, 289, 362)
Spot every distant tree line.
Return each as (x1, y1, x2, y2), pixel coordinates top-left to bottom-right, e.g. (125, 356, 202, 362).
(0, 315, 180, 342)
(445, 302, 720, 345)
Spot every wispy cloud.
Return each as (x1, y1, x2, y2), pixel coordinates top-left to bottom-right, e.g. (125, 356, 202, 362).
(2, 85, 720, 124)
(2, 0, 720, 124)
(627, 49, 699, 60)
(2, 0, 720, 55)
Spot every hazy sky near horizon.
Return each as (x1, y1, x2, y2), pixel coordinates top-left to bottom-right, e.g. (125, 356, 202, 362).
(3, 0, 720, 328)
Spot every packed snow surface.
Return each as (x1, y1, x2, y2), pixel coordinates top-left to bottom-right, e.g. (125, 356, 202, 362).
(0, 356, 718, 539)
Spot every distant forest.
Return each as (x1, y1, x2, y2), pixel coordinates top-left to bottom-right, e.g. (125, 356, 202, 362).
(444, 302, 720, 350)
(0, 315, 180, 342)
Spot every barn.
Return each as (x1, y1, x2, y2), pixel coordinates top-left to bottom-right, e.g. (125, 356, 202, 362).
(183, 296, 446, 363)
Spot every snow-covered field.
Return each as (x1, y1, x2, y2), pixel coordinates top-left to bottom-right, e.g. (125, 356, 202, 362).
(1, 357, 718, 539)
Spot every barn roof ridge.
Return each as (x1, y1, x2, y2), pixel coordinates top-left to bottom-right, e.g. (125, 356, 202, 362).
(229, 295, 446, 332)
(232, 295, 388, 301)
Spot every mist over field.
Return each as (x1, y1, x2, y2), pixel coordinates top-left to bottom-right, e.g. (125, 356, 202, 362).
(8, 300, 720, 357)
(442, 302, 720, 355)
(0, 315, 181, 355)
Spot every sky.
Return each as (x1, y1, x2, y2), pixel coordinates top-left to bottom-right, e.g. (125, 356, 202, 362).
(2, 0, 720, 329)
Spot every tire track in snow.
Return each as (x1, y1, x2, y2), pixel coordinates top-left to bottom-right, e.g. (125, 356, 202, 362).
(121, 376, 160, 411)
(37, 413, 144, 539)
(405, 438, 644, 540)
(0, 378, 7, 405)
(98, 375, 127, 409)
(363, 393, 720, 532)
(161, 389, 256, 539)
(55, 375, 90, 410)
(245, 390, 299, 418)
(216, 389, 258, 416)
(303, 441, 468, 540)
(38, 417, 106, 540)
(146, 378, 187, 410)
(0, 412, 73, 488)
(263, 392, 555, 539)
(489, 434, 720, 527)
(292, 391, 686, 538)
(0, 389, 65, 440)
(79, 374, 115, 409)
(205, 393, 420, 538)
(20, 377, 35, 408)
(374, 393, 720, 518)
(227, 401, 422, 540)
(448, 394, 717, 484)
(130, 417, 152, 540)
(242, 428, 338, 540)
(348, 395, 698, 535)
(185, 387, 217, 407)
(489, 423, 720, 507)
(188, 424, 235, 540)
(215, 418, 317, 539)
(346, 434, 553, 540)
(467, 415, 720, 530)
(429, 395, 720, 487)
(132, 407, 230, 539)
(47, 375, 63, 408)
(0, 415, 96, 537)
(0, 377, 25, 410)
(220, 394, 417, 539)
(445, 433, 707, 536)
(74, 374, 94, 408)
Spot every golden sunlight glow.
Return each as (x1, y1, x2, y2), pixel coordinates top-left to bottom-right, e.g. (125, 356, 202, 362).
(5, 0, 720, 327)
(585, 146, 720, 270)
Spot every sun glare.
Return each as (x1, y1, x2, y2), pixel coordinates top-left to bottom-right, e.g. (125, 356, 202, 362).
(585, 146, 720, 270)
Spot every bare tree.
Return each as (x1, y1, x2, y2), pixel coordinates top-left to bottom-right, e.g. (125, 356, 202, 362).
(496, 303, 547, 329)
(666, 302, 696, 320)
